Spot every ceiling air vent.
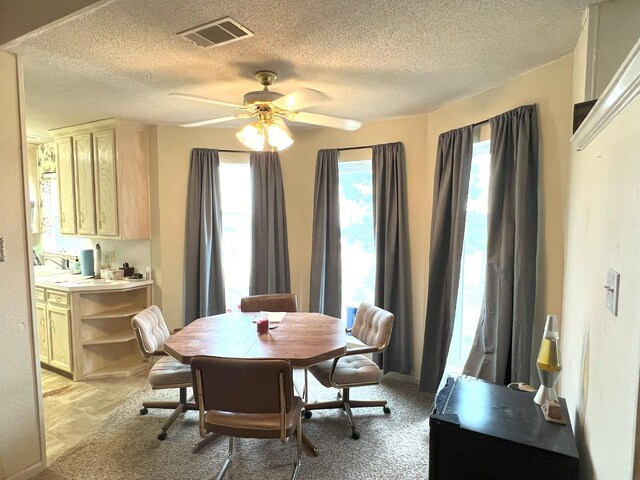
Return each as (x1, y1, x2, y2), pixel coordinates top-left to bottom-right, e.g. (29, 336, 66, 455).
(177, 17, 253, 48)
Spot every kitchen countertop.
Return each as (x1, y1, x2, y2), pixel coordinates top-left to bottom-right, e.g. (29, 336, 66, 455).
(35, 273, 153, 292)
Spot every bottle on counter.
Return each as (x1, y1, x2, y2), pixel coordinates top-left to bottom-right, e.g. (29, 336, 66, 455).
(94, 243, 102, 279)
(72, 256, 81, 274)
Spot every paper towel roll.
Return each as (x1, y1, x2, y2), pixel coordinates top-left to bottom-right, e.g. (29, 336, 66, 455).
(80, 249, 94, 276)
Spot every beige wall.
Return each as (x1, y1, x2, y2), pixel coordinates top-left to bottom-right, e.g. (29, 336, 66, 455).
(563, 95, 640, 479)
(426, 54, 574, 382)
(0, 51, 45, 479)
(562, 10, 640, 477)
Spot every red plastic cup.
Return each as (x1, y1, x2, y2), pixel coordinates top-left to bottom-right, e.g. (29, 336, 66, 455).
(257, 318, 269, 334)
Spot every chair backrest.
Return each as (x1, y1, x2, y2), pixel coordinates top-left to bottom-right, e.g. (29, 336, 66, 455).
(191, 356, 294, 415)
(351, 302, 395, 351)
(240, 293, 298, 313)
(131, 305, 171, 358)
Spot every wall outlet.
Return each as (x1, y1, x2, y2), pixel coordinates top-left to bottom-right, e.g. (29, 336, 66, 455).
(605, 269, 620, 316)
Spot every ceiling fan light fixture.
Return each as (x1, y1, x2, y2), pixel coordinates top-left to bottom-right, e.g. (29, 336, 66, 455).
(236, 123, 265, 151)
(267, 118, 293, 151)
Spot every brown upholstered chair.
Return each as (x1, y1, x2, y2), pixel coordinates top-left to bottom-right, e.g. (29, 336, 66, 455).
(240, 293, 298, 313)
(191, 356, 303, 480)
(305, 302, 394, 439)
(131, 305, 194, 440)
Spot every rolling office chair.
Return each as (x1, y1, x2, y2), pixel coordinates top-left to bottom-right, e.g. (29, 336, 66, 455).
(305, 302, 394, 439)
(131, 305, 194, 440)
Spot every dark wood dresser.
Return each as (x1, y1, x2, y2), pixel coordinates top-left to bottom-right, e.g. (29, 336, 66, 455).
(429, 376, 579, 479)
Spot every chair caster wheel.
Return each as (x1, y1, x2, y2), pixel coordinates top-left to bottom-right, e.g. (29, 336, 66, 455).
(304, 410, 313, 419)
(157, 432, 167, 440)
(140, 407, 148, 415)
(383, 406, 391, 414)
(351, 431, 360, 440)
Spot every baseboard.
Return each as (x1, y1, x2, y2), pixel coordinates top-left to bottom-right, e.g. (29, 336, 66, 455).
(5, 460, 45, 480)
(384, 371, 419, 384)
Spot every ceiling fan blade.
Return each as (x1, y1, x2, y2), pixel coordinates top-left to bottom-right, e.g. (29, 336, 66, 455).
(169, 93, 244, 109)
(272, 88, 328, 111)
(180, 116, 241, 128)
(288, 111, 362, 131)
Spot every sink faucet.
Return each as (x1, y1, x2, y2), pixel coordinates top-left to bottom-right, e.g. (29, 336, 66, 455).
(44, 257, 70, 270)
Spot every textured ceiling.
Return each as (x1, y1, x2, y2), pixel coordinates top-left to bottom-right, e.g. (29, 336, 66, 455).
(5, 0, 595, 139)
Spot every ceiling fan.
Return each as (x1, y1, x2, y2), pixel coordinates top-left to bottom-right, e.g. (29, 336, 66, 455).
(169, 71, 362, 151)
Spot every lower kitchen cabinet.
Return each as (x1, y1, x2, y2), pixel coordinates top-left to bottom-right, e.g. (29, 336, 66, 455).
(35, 282, 153, 380)
(36, 287, 73, 374)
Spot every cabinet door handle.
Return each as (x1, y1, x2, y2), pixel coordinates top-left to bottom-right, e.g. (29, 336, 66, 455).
(79, 211, 84, 226)
(100, 211, 105, 226)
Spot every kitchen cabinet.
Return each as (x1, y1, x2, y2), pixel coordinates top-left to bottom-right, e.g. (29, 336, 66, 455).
(50, 118, 150, 239)
(35, 279, 153, 380)
(35, 286, 73, 374)
(56, 137, 77, 234)
(93, 129, 118, 236)
(73, 133, 97, 235)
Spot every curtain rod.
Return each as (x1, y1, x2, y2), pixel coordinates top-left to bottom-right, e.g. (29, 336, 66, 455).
(217, 148, 252, 154)
(472, 117, 490, 128)
(336, 144, 375, 152)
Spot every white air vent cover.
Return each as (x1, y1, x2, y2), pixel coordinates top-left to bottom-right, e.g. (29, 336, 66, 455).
(177, 17, 253, 48)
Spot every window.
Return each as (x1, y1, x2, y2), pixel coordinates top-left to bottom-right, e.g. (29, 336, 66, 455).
(39, 172, 87, 255)
(446, 140, 491, 374)
(219, 161, 251, 311)
(338, 160, 375, 319)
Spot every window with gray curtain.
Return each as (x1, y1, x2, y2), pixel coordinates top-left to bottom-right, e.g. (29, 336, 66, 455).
(463, 104, 539, 385)
(249, 151, 291, 294)
(183, 148, 226, 325)
(419, 104, 539, 393)
(309, 149, 342, 317)
(372, 142, 413, 375)
(309, 143, 412, 375)
(419, 126, 474, 393)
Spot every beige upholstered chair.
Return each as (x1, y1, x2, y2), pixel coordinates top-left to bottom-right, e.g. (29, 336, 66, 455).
(240, 293, 298, 313)
(305, 302, 394, 439)
(191, 356, 303, 480)
(131, 305, 193, 440)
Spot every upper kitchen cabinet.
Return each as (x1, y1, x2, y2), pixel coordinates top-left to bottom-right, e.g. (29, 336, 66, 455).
(50, 119, 150, 239)
(56, 137, 77, 234)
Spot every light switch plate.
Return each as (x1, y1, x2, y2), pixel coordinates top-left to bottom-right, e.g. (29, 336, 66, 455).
(605, 269, 620, 316)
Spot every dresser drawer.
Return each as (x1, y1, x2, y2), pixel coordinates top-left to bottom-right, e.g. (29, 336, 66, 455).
(35, 287, 46, 302)
(46, 290, 70, 307)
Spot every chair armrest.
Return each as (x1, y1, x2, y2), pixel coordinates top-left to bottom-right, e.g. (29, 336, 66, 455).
(342, 345, 379, 356)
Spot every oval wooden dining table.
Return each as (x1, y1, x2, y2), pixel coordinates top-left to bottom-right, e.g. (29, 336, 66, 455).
(163, 311, 347, 455)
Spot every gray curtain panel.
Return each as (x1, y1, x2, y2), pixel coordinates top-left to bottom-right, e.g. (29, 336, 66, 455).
(309, 149, 342, 317)
(249, 151, 291, 294)
(463, 104, 539, 384)
(183, 148, 226, 325)
(372, 142, 413, 375)
(418, 126, 474, 393)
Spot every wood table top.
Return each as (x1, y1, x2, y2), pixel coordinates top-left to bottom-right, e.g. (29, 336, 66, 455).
(164, 312, 347, 367)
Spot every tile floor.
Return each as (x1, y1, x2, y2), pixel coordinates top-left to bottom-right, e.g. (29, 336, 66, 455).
(41, 367, 149, 463)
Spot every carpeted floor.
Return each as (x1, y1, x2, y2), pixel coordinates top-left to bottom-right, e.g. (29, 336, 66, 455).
(36, 375, 434, 479)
